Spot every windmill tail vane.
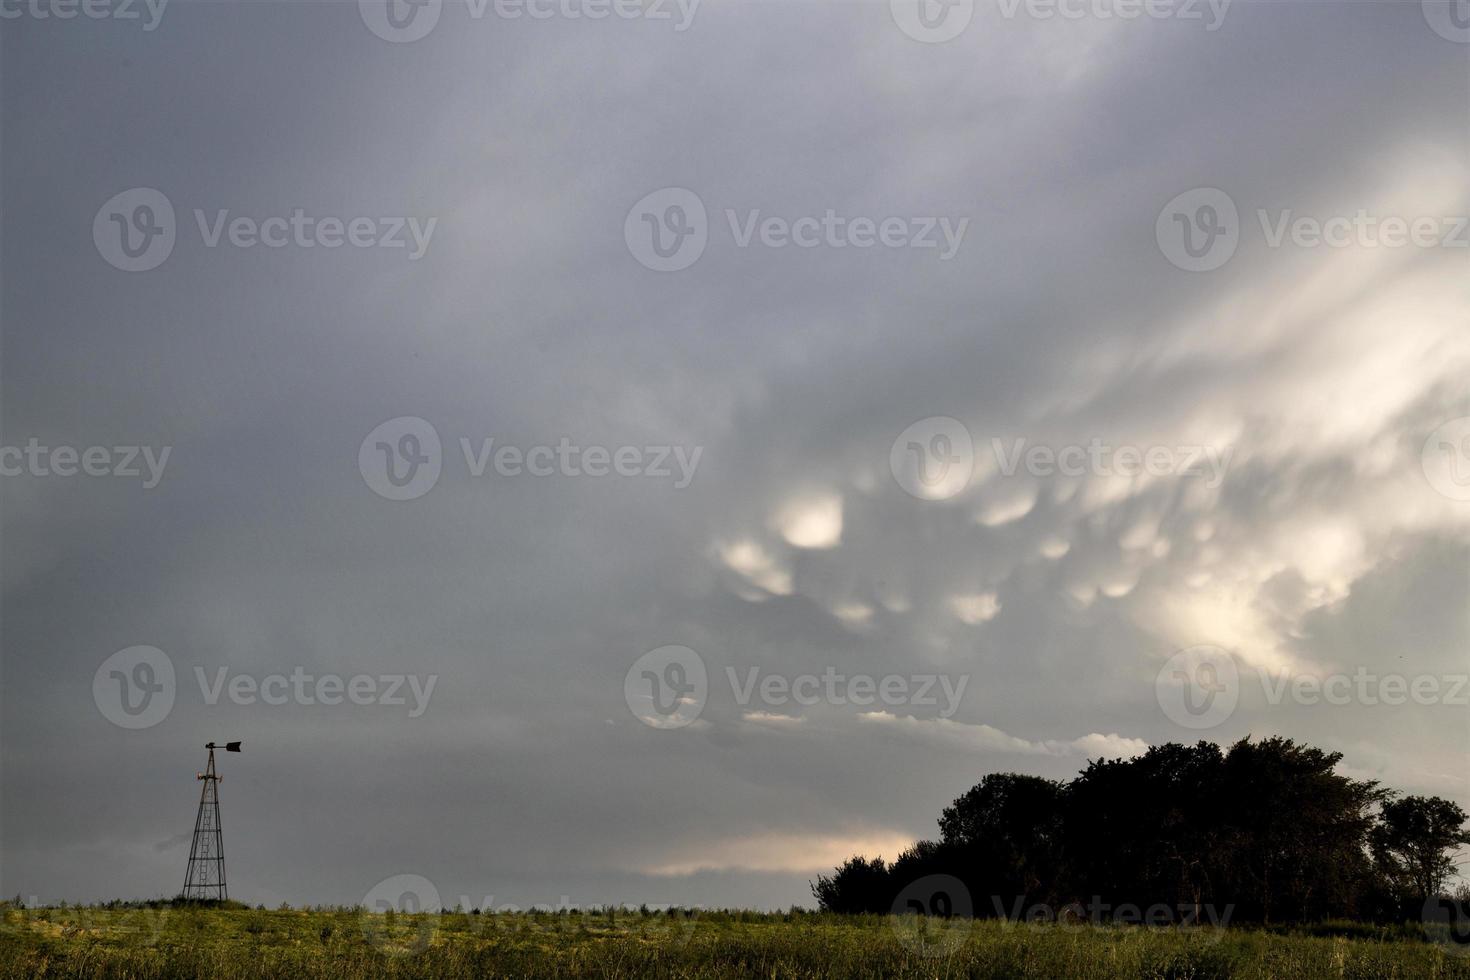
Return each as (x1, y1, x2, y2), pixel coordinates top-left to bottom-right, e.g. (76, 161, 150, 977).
(182, 741, 241, 901)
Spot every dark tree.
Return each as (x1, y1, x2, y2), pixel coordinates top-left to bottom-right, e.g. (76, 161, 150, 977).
(1062, 741, 1226, 920)
(810, 855, 890, 914)
(889, 839, 951, 889)
(938, 773, 1065, 912)
(812, 737, 1463, 927)
(1214, 737, 1384, 923)
(1372, 795, 1470, 905)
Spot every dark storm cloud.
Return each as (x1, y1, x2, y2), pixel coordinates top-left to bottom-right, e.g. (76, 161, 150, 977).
(2, 0, 1466, 907)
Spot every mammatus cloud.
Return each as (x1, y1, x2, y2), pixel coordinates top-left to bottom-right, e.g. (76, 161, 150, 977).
(773, 492, 845, 550)
(949, 592, 1001, 625)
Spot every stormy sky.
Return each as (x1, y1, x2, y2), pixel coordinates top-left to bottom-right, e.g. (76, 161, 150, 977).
(2, 0, 1467, 910)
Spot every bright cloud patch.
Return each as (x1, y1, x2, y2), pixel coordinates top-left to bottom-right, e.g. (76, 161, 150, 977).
(774, 492, 844, 549)
(830, 601, 875, 626)
(640, 830, 916, 876)
(948, 592, 1001, 624)
(974, 486, 1038, 527)
(719, 538, 793, 596)
(742, 711, 806, 726)
(858, 711, 1148, 760)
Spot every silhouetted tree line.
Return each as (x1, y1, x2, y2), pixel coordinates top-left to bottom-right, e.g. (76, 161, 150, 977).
(813, 737, 1470, 926)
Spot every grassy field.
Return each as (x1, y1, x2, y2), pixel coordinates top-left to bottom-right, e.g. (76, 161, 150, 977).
(1, 904, 1467, 978)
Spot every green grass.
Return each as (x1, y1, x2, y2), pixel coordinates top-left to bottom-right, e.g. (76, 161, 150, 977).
(1, 904, 1467, 978)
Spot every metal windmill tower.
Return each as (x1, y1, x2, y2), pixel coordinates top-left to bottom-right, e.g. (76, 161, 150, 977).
(182, 741, 240, 901)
